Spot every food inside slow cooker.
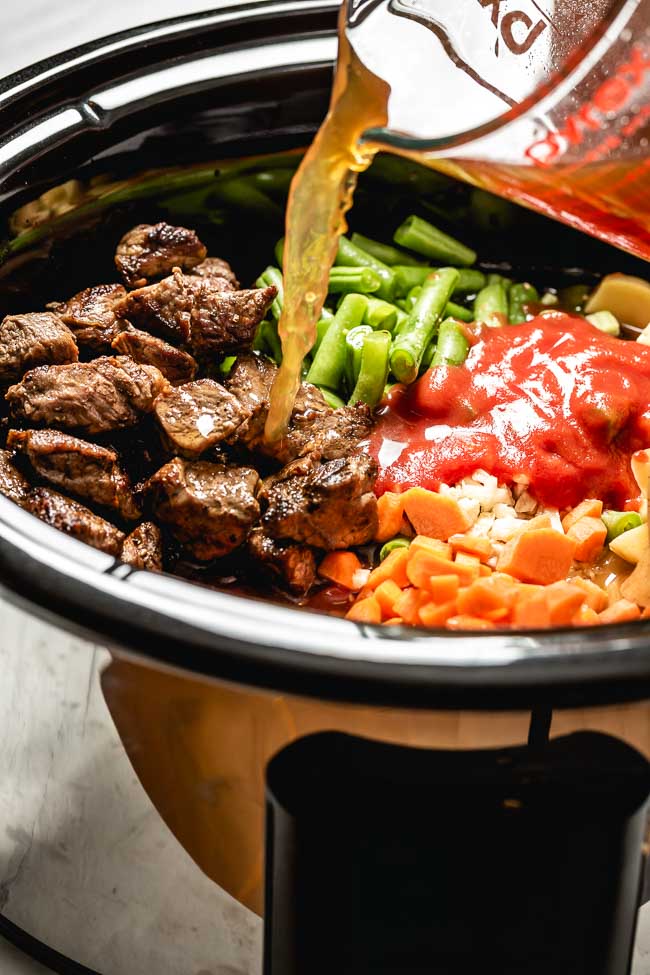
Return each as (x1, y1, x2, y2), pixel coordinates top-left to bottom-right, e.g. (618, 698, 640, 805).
(2, 204, 650, 630)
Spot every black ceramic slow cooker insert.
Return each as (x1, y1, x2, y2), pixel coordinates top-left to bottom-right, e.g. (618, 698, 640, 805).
(1, 4, 650, 974)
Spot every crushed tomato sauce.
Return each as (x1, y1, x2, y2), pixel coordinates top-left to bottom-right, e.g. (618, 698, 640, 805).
(371, 312, 650, 510)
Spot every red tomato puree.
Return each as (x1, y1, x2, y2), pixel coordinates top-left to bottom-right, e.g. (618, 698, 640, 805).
(371, 312, 650, 510)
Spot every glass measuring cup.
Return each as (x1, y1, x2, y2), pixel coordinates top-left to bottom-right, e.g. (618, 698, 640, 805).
(346, 0, 650, 258)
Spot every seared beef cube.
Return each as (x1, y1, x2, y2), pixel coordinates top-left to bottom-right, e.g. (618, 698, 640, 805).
(188, 286, 276, 361)
(51, 283, 128, 352)
(0, 312, 78, 385)
(144, 458, 259, 560)
(29, 487, 125, 555)
(6, 356, 168, 435)
(112, 325, 197, 385)
(115, 222, 207, 287)
(116, 271, 275, 354)
(121, 521, 163, 571)
(7, 428, 140, 519)
(191, 257, 239, 289)
(277, 403, 374, 465)
(261, 454, 378, 550)
(0, 449, 32, 507)
(247, 527, 316, 595)
(225, 352, 329, 453)
(153, 379, 247, 458)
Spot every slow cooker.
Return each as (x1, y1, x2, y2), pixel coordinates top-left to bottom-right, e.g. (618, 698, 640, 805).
(2, 3, 650, 972)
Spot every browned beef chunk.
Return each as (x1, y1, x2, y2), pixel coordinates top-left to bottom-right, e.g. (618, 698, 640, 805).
(6, 356, 168, 435)
(247, 527, 316, 595)
(7, 428, 140, 519)
(0, 449, 32, 507)
(121, 521, 163, 571)
(0, 312, 78, 386)
(153, 379, 247, 458)
(51, 284, 128, 353)
(190, 257, 239, 289)
(276, 403, 374, 466)
(144, 458, 259, 560)
(261, 454, 378, 550)
(115, 271, 275, 353)
(112, 325, 197, 385)
(115, 222, 207, 287)
(28, 487, 125, 555)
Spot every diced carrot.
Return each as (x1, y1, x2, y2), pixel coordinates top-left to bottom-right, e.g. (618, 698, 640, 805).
(572, 604, 600, 626)
(497, 528, 577, 585)
(407, 547, 455, 588)
(642, 605, 650, 619)
(418, 599, 458, 628)
(346, 596, 382, 624)
(394, 587, 430, 626)
(566, 516, 607, 562)
(375, 492, 406, 543)
(402, 487, 472, 541)
(383, 617, 404, 626)
(410, 535, 453, 559)
(512, 591, 551, 628)
(457, 578, 508, 619)
(524, 513, 553, 531)
(319, 551, 363, 590)
(561, 498, 604, 533)
(367, 547, 410, 590)
(374, 579, 404, 620)
(479, 564, 493, 577)
(598, 599, 642, 624)
(544, 581, 587, 626)
(454, 551, 481, 582)
(428, 574, 460, 603)
(448, 533, 494, 561)
(445, 614, 496, 630)
(571, 576, 609, 612)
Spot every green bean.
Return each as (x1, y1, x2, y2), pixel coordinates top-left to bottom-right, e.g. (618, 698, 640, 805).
(393, 215, 476, 267)
(329, 266, 382, 295)
(252, 168, 296, 196)
(508, 282, 539, 325)
(255, 266, 284, 320)
(253, 320, 282, 364)
(454, 268, 487, 295)
(318, 387, 346, 410)
(560, 283, 591, 313)
(349, 330, 392, 407)
(274, 237, 285, 267)
(379, 537, 411, 561)
(313, 317, 332, 355)
(212, 177, 282, 218)
(307, 293, 367, 389)
(219, 355, 237, 376)
(602, 510, 643, 543)
(405, 285, 422, 311)
(364, 296, 399, 332)
(444, 300, 473, 323)
(350, 233, 425, 267)
(420, 338, 436, 372)
(432, 318, 470, 367)
(390, 268, 459, 384)
(393, 265, 435, 297)
(474, 282, 508, 328)
(336, 236, 396, 301)
(486, 273, 513, 295)
(345, 324, 374, 390)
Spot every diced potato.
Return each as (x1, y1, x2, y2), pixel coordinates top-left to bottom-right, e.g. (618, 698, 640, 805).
(631, 449, 650, 497)
(620, 549, 650, 607)
(609, 523, 650, 564)
(585, 273, 650, 329)
(637, 323, 650, 346)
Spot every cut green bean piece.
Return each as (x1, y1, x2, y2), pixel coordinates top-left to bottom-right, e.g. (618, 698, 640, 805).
(313, 316, 332, 355)
(393, 265, 435, 297)
(213, 177, 282, 218)
(390, 267, 459, 384)
(432, 318, 470, 367)
(586, 310, 621, 336)
(307, 293, 367, 389)
(252, 168, 295, 196)
(474, 282, 508, 328)
(444, 300, 473, 323)
(336, 236, 396, 301)
(560, 283, 591, 313)
(364, 297, 399, 332)
(405, 285, 422, 312)
(253, 320, 282, 364)
(318, 387, 346, 410)
(394, 215, 476, 267)
(350, 233, 425, 267)
(345, 324, 374, 389)
(602, 509, 643, 543)
(420, 338, 436, 372)
(349, 330, 392, 407)
(379, 537, 411, 561)
(486, 273, 513, 294)
(219, 355, 237, 376)
(329, 266, 382, 294)
(508, 282, 539, 325)
(274, 237, 285, 268)
(256, 265, 284, 320)
(454, 268, 487, 296)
